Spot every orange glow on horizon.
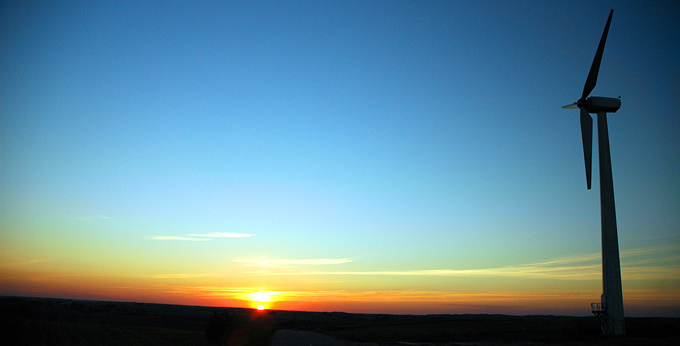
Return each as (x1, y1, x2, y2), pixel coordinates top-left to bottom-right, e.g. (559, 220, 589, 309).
(242, 290, 278, 310)
(2, 265, 679, 316)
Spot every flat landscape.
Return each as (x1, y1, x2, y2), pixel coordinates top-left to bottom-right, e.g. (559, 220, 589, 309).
(2, 296, 678, 346)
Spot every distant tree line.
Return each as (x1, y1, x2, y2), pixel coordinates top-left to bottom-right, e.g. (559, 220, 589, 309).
(205, 310, 235, 345)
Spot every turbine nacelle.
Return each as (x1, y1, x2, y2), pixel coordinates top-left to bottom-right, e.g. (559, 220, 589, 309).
(563, 96, 621, 114)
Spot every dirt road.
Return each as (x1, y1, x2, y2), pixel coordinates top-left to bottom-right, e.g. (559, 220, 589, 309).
(268, 329, 377, 346)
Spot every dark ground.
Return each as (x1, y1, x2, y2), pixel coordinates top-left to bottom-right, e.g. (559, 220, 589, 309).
(2, 296, 678, 345)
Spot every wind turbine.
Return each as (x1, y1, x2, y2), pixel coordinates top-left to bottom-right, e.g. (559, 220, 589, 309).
(562, 9, 625, 336)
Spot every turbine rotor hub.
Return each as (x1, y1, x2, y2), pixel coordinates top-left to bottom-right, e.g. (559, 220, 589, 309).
(583, 96, 621, 113)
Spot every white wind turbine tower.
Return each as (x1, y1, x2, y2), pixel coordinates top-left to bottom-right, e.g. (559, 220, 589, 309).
(561, 9, 625, 335)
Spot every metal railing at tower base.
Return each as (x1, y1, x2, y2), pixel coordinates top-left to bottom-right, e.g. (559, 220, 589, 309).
(591, 302, 610, 334)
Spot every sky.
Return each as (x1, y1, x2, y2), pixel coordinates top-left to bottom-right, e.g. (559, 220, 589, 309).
(1, 0, 679, 317)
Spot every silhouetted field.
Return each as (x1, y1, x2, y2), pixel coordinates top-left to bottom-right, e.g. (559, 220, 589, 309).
(2, 296, 678, 345)
(0, 296, 273, 346)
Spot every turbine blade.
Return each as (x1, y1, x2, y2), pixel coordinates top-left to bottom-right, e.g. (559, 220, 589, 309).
(582, 9, 614, 100)
(580, 107, 593, 190)
(562, 103, 579, 109)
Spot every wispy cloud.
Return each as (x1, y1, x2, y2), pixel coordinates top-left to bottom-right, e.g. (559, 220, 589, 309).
(157, 286, 286, 303)
(235, 258, 352, 268)
(0, 259, 47, 267)
(149, 232, 253, 241)
(154, 285, 601, 306)
(531, 253, 601, 266)
(75, 215, 114, 222)
(150, 273, 217, 279)
(187, 232, 252, 238)
(621, 244, 680, 257)
(257, 252, 603, 279)
(149, 236, 210, 241)
(261, 244, 680, 281)
(263, 266, 601, 280)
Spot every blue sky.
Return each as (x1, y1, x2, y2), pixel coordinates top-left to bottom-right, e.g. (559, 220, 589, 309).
(1, 1, 679, 316)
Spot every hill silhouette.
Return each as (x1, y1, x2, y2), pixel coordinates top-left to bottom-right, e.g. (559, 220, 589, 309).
(2, 296, 678, 345)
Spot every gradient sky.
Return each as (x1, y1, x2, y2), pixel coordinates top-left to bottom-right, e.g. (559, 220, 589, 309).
(1, 0, 679, 316)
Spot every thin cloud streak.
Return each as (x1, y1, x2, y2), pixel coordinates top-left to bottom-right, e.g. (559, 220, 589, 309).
(156, 285, 283, 302)
(532, 253, 601, 266)
(149, 236, 210, 241)
(235, 258, 352, 267)
(0, 259, 46, 267)
(621, 244, 680, 257)
(263, 245, 679, 281)
(75, 215, 114, 222)
(264, 266, 601, 280)
(150, 273, 217, 279)
(263, 289, 600, 304)
(149, 232, 253, 241)
(187, 232, 252, 238)
(158, 285, 601, 305)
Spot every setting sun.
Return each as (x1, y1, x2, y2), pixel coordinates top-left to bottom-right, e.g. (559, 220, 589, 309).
(243, 291, 278, 310)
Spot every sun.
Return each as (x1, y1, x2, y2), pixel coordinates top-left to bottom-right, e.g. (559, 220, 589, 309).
(244, 290, 277, 310)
